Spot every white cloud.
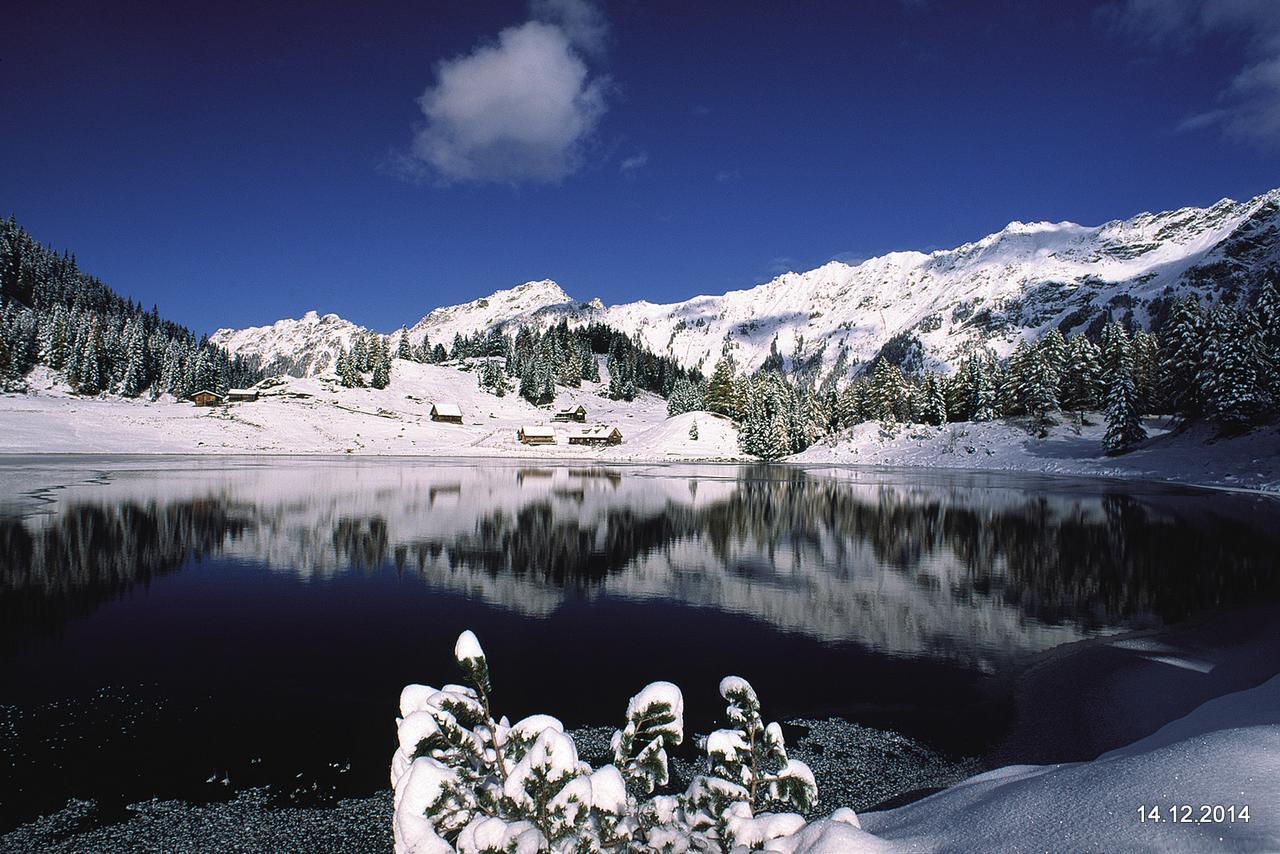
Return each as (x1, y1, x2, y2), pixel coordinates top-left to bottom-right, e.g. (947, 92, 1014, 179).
(399, 2, 610, 186)
(1100, 0, 1280, 147)
(715, 169, 741, 183)
(530, 0, 609, 56)
(619, 152, 648, 175)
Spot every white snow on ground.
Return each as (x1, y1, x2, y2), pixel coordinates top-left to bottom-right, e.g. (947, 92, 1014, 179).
(0, 362, 745, 461)
(858, 673, 1280, 852)
(795, 415, 1280, 494)
(3, 364, 1279, 494)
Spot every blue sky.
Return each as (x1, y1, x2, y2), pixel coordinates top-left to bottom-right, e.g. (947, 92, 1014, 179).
(3, 0, 1279, 334)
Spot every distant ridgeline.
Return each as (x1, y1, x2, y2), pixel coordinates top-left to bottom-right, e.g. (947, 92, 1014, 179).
(0, 216, 261, 396)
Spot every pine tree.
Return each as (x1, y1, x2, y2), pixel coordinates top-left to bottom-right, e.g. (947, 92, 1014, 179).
(371, 350, 391, 389)
(1253, 279, 1280, 408)
(868, 359, 907, 422)
(1199, 304, 1267, 429)
(919, 372, 947, 425)
(77, 318, 105, 395)
(1158, 295, 1205, 418)
(396, 330, 412, 361)
(1101, 321, 1146, 453)
(1022, 350, 1059, 437)
(1131, 330, 1160, 414)
(705, 341, 739, 419)
(1061, 334, 1103, 414)
(119, 320, 147, 397)
(666, 377, 705, 416)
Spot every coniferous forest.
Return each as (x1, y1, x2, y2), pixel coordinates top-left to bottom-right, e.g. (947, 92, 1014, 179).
(0, 217, 261, 396)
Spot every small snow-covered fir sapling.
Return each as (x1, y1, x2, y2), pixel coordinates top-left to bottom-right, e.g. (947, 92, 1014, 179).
(391, 631, 853, 853)
(690, 420, 699, 441)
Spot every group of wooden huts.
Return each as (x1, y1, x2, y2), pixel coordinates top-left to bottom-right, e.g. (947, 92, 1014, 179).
(519, 405, 622, 447)
(191, 388, 259, 406)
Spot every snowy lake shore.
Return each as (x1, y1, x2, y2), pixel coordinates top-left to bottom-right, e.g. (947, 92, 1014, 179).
(5, 604, 1277, 852)
(2, 362, 1279, 497)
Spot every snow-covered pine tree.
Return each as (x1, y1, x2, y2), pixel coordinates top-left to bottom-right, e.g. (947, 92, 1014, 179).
(1158, 295, 1204, 418)
(396, 330, 412, 361)
(1022, 349, 1059, 437)
(371, 350, 391, 389)
(1252, 279, 1280, 409)
(705, 340, 739, 419)
(667, 377, 705, 416)
(1101, 321, 1146, 454)
(1199, 304, 1268, 429)
(351, 335, 368, 373)
(119, 318, 147, 397)
(689, 421, 699, 440)
(1130, 329, 1160, 414)
(1004, 341, 1035, 416)
(1061, 334, 1103, 414)
(701, 677, 817, 818)
(1038, 328, 1067, 380)
(971, 352, 998, 422)
(76, 317, 105, 395)
(868, 359, 907, 423)
(920, 372, 947, 425)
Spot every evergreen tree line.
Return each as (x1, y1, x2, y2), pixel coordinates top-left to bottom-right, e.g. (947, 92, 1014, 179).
(378, 319, 698, 407)
(701, 279, 1280, 460)
(0, 217, 260, 396)
(333, 331, 393, 389)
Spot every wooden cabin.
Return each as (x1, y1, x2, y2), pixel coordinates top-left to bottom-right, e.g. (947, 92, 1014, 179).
(551, 404, 587, 422)
(430, 402, 463, 424)
(190, 389, 225, 407)
(227, 388, 258, 402)
(518, 425, 557, 445)
(568, 425, 623, 446)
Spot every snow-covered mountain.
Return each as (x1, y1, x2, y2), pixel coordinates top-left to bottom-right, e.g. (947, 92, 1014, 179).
(210, 310, 364, 377)
(213, 188, 1280, 379)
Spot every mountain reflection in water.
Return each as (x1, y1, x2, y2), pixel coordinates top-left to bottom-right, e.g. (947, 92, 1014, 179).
(5, 460, 1278, 670)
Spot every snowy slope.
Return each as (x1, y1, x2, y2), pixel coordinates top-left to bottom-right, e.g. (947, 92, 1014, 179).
(211, 188, 1280, 379)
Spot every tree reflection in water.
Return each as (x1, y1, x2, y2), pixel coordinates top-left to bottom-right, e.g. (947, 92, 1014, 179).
(3, 463, 1277, 665)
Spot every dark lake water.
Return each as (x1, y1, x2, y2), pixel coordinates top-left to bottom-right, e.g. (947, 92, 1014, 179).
(2, 457, 1279, 832)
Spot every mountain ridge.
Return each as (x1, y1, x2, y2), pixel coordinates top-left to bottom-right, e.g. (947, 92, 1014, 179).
(210, 187, 1280, 379)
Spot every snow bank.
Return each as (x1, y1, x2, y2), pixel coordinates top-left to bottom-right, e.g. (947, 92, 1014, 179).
(860, 674, 1280, 852)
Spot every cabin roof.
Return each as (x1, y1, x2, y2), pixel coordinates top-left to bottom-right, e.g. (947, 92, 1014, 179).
(557, 404, 587, 413)
(227, 388, 257, 395)
(191, 389, 223, 397)
(519, 425, 556, 437)
(430, 402, 462, 417)
(577, 424, 622, 437)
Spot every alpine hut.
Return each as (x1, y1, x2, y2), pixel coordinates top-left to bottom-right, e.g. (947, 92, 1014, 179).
(190, 389, 225, 407)
(551, 404, 587, 422)
(518, 425, 557, 445)
(430, 402, 463, 424)
(227, 388, 259, 402)
(568, 425, 623, 446)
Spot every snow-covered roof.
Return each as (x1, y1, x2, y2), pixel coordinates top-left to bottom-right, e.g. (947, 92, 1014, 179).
(431, 402, 462, 417)
(191, 389, 223, 397)
(519, 425, 556, 437)
(227, 388, 257, 396)
(557, 404, 586, 413)
(577, 424, 622, 437)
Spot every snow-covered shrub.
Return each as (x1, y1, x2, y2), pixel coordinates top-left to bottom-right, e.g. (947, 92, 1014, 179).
(391, 631, 857, 853)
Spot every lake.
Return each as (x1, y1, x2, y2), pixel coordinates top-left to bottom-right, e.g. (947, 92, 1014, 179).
(2, 456, 1278, 832)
